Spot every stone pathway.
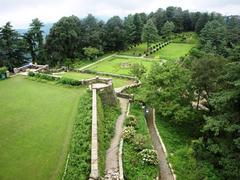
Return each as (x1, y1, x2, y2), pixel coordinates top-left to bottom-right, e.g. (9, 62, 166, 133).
(146, 109, 174, 180)
(104, 98, 129, 179)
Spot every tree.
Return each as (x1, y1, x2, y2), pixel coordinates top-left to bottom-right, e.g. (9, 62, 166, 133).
(133, 13, 144, 44)
(141, 19, 159, 50)
(83, 47, 103, 60)
(130, 63, 146, 79)
(24, 18, 44, 64)
(200, 20, 227, 55)
(195, 13, 209, 33)
(0, 22, 27, 71)
(151, 8, 167, 34)
(144, 62, 196, 125)
(103, 16, 126, 51)
(81, 14, 103, 49)
(124, 15, 137, 46)
(226, 16, 240, 47)
(194, 47, 240, 179)
(45, 16, 82, 65)
(161, 21, 175, 37)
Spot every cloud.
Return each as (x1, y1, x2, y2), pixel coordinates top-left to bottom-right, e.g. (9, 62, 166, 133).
(0, 0, 239, 28)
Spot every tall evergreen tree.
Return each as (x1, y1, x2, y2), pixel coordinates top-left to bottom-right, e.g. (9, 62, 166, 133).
(24, 18, 44, 64)
(0, 22, 27, 70)
(141, 19, 159, 50)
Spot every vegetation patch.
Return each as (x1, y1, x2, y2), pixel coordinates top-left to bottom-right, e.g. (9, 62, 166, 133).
(155, 119, 219, 180)
(64, 92, 92, 179)
(123, 102, 158, 179)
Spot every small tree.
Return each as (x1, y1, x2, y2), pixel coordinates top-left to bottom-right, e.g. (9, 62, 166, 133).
(161, 21, 175, 37)
(141, 19, 159, 50)
(130, 63, 146, 79)
(83, 47, 103, 60)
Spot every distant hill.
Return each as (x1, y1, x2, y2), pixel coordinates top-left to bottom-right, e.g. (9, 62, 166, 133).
(16, 23, 53, 36)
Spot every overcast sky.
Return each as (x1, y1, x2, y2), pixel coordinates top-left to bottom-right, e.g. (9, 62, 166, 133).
(1, 0, 240, 28)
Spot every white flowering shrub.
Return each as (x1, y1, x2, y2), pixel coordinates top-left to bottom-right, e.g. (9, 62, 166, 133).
(125, 115, 137, 127)
(138, 149, 158, 165)
(123, 126, 135, 142)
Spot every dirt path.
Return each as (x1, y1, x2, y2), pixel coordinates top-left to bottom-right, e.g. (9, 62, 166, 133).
(146, 109, 174, 180)
(105, 98, 129, 179)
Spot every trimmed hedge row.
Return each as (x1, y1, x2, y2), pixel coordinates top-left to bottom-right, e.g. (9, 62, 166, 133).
(28, 72, 83, 86)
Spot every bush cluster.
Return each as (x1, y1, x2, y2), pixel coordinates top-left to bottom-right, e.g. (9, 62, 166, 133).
(125, 115, 137, 127)
(138, 149, 158, 165)
(58, 77, 81, 86)
(0, 66, 7, 74)
(28, 72, 57, 81)
(123, 126, 136, 142)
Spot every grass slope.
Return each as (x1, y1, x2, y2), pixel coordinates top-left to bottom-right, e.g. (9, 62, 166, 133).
(0, 76, 85, 180)
(156, 119, 219, 180)
(152, 43, 195, 60)
(87, 57, 159, 75)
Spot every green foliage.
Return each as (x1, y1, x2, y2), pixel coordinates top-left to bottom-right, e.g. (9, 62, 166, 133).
(83, 46, 103, 60)
(125, 115, 137, 127)
(64, 92, 92, 180)
(130, 63, 146, 79)
(141, 19, 159, 49)
(145, 62, 196, 125)
(45, 15, 82, 65)
(161, 21, 175, 37)
(138, 149, 158, 165)
(200, 20, 227, 55)
(123, 126, 136, 142)
(29, 72, 57, 81)
(0, 22, 27, 70)
(97, 95, 120, 176)
(24, 18, 44, 64)
(0, 66, 7, 74)
(58, 77, 81, 86)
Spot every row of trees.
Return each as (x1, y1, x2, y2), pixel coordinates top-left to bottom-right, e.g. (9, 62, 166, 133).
(0, 6, 234, 70)
(136, 16, 240, 179)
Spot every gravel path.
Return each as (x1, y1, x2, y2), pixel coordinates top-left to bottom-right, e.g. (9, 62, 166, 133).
(146, 109, 174, 180)
(105, 98, 129, 179)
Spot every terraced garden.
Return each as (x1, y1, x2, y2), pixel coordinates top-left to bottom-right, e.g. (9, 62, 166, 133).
(86, 56, 160, 75)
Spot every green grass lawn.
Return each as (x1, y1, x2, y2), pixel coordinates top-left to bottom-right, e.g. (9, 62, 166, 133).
(55, 72, 134, 88)
(151, 43, 195, 60)
(0, 76, 86, 180)
(86, 56, 159, 75)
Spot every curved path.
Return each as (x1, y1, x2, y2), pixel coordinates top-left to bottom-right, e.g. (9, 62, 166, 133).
(104, 98, 129, 179)
(146, 109, 174, 180)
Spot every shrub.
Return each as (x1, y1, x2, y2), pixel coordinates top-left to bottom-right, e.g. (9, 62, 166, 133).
(29, 72, 57, 81)
(138, 149, 158, 165)
(123, 127, 135, 142)
(125, 115, 137, 127)
(0, 66, 7, 74)
(133, 134, 149, 151)
(28, 71, 35, 77)
(58, 77, 81, 86)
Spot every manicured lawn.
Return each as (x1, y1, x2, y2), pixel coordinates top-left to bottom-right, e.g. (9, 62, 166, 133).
(0, 76, 86, 180)
(55, 72, 134, 88)
(151, 43, 195, 60)
(86, 56, 160, 75)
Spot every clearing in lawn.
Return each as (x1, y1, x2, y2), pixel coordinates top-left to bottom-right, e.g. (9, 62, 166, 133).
(151, 43, 195, 60)
(86, 56, 160, 76)
(55, 72, 134, 88)
(0, 76, 86, 180)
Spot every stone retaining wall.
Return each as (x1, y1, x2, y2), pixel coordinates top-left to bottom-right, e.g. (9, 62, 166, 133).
(14, 64, 49, 73)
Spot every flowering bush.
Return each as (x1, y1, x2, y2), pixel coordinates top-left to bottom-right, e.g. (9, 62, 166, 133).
(123, 127, 135, 142)
(133, 134, 149, 151)
(125, 115, 137, 127)
(138, 149, 158, 165)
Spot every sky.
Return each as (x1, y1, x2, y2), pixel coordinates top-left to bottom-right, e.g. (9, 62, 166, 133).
(0, 0, 240, 28)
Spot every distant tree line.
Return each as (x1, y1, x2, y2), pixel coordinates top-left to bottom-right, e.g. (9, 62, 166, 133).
(0, 6, 239, 70)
